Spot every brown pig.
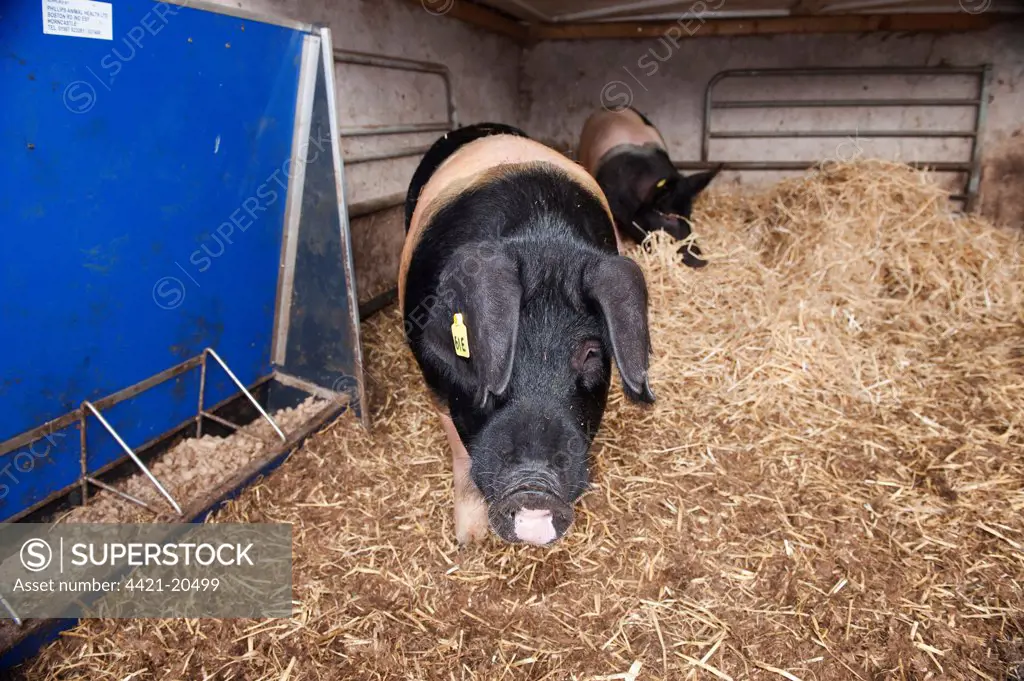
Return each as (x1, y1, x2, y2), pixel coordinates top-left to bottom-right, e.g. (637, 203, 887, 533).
(578, 106, 720, 267)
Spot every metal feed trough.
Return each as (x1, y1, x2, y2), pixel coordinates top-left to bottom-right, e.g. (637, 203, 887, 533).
(0, 0, 365, 667)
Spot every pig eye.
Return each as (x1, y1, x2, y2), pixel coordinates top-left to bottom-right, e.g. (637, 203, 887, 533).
(573, 339, 604, 373)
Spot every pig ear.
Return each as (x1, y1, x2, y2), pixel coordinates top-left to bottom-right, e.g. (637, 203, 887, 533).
(584, 256, 656, 404)
(679, 165, 721, 198)
(438, 249, 522, 409)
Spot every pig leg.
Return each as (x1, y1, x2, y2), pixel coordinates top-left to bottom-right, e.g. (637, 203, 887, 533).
(439, 412, 489, 544)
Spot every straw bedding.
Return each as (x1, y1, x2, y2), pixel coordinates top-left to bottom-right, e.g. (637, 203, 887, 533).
(18, 161, 1024, 680)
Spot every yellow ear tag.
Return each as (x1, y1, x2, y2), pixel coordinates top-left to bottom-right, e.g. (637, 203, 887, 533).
(451, 313, 470, 358)
(655, 178, 667, 189)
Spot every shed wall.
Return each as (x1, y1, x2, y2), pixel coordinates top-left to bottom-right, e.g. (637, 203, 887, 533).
(522, 25, 1024, 227)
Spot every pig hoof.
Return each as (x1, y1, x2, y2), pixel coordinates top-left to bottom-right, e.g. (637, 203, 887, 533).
(454, 498, 489, 545)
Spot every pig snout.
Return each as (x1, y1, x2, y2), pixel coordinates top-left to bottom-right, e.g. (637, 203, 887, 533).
(471, 406, 593, 546)
(488, 487, 574, 546)
(515, 508, 557, 545)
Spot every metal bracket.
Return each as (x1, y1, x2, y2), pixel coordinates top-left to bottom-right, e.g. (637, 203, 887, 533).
(201, 349, 287, 443)
(84, 476, 156, 513)
(0, 594, 21, 627)
(81, 401, 183, 516)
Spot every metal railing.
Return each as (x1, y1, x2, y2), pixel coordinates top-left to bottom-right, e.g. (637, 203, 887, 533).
(695, 65, 992, 212)
(334, 49, 460, 319)
(333, 48, 458, 166)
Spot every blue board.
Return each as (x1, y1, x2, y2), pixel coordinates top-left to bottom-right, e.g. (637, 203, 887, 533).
(0, 0, 309, 520)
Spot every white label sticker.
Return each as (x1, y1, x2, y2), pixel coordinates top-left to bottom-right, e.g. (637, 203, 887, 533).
(42, 0, 113, 41)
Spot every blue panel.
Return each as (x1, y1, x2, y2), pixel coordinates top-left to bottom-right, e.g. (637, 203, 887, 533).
(0, 424, 81, 511)
(0, 0, 306, 520)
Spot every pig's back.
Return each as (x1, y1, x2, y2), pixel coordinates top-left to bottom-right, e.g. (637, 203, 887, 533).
(400, 126, 617, 311)
(404, 123, 529, 231)
(406, 130, 610, 237)
(578, 108, 667, 174)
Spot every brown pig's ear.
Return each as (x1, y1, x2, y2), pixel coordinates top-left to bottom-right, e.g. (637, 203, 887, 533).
(437, 248, 522, 409)
(679, 165, 721, 197)
(584, 256, 655, 404)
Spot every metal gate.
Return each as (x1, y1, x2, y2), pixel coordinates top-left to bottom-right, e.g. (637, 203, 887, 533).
(678, 65, 992, 212)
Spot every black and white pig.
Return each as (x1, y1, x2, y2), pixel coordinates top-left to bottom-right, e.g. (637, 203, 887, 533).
(400, 122, 656, 546)
(577, 106, 720, 268)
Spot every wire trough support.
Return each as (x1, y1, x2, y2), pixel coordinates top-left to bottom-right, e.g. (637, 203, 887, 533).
(81, 401, 183, 516)
(0, 594, 21, 627)
(84, 476, 155, 512)
(203, 349, 287, 443)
